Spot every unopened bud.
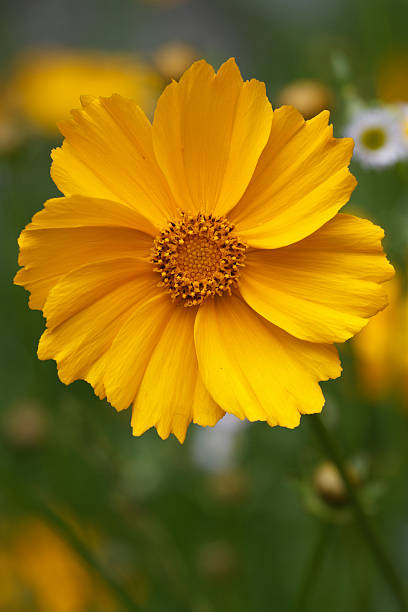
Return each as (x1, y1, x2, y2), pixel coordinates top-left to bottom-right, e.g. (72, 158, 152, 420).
(313, 461, 359, 507)
(3, 401, 47, 448)
(197, 540, 236, 579)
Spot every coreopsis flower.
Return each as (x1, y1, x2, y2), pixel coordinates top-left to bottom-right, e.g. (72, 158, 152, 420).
(8, 49, 162, 134)
(153, 42, 198, 80)
(0, 521, 100, 612)
(353, 275, 408, 402)
(277, 79, 333, 119)
(15, 59, 393, 442)
(378, 53, 408, 103)
(345, 107, 406, 168)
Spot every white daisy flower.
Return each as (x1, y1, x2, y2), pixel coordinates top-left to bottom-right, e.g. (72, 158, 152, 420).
(191, 414, 247, 473)
(345, 107, 407, 169)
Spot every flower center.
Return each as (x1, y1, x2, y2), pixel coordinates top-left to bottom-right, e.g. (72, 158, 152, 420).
(152, 212, 247, 307)
(361, 127, 387, 151)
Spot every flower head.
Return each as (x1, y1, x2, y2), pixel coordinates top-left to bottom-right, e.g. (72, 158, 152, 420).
(277, 79, 333, 119)
(353, 274, 408, 402)
(9, 49, 162, 134)
(378, 53, 408, 104)
(0, 521, 98, 612)
(15, 58, 393, 442)
(345, 106, 406, 168)
(153, 42, 198, 80)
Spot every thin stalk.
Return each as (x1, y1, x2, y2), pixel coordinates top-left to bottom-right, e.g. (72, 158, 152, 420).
(308, 414, 408, 612)
(292, 522, 330, 612)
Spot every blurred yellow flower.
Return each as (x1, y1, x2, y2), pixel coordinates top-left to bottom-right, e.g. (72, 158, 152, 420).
(353, 275, 408, 402)
(9, 49, 162, 134)
(0, 520, 100, 612)
(153, 42, 198, 80)
(15, 58, 393, 442)
(277, 79, 333, 119)
(378, 53, 408, 103)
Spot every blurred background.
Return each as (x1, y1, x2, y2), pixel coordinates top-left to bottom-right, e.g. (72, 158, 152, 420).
(1, 0, 408, 610)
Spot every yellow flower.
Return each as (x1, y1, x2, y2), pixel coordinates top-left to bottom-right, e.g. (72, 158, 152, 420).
(153, 42, 198, 80)
(9, 49, 162, 134)
(0, 520, 95, 612)
(378, 53, 408, 103)
(0, 520, 147, 611)
(353, 275, 408, 402)
(277, 79, 333, 119)
(15, 58, 393, 442)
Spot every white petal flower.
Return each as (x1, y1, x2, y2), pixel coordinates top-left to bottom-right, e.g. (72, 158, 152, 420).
(345, 107, 407, 169)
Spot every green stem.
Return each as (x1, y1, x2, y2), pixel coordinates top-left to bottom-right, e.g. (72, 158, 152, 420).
(309, 414, 408, 612)
(292, 522, 330, 612)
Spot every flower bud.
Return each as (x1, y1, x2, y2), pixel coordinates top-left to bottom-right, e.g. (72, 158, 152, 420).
(197, 540, 236, 579)
(313, 461, 359, 507)
(3, 401, 47, 448)
(378, 53, 408, 103)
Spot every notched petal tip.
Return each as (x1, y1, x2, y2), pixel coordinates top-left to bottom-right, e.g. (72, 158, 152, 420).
(131, 422, 188, 444)
(177, 57, 215, 85)
(216, 56, 242, 81)
(316, 109, 331, 122)
(195, 296, 341, 429)
(343, 135, 355, 155)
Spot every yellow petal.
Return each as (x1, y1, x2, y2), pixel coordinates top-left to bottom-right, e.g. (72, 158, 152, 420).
(51, 94, 177, 227)
(131, 306, 224, 443)
(238, 214, 395, 343)
(102, 288, 172, 413)
(14, 195, 153, 310)
(152, 58, 272, 216)
(38, 266, 159, 390)
(43, 258, 150, 329)
(194, 295, 341, 427)
(230, 106, 356, 248)
(26, 194, 157, 235)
